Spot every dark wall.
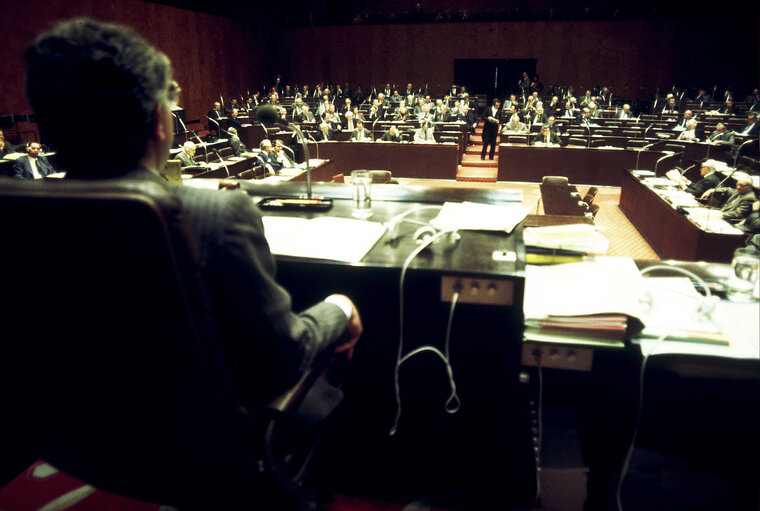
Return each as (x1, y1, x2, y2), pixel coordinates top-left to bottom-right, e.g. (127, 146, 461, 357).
(0, 0, 269, 131)
(275, 20, 759, 99)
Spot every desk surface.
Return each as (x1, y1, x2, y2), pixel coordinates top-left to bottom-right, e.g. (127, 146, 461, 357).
(305, 140, 459, 180)
(619, 170, 745, 262)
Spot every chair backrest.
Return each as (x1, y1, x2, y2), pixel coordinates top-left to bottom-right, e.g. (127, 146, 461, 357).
(0, 177, 272, 509)
(590, 138, 609, 147)
(506, 135, 529, 145)
(567, 137, 588, 147)
(539, 175, 590, 216)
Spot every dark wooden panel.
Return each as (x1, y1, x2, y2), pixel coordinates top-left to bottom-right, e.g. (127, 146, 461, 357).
(618, 170, 744, 262)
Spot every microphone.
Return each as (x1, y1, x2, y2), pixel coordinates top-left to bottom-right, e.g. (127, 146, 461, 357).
(733, 138, 758, 168)
(257, 105, 314, 198)
(278, 144, 297, 168)
(304, 130, 320, 160)
(634, 141, 659, 170)
(212, 150, 230, 177)
(644, 123, 654, 138)
(371, 116, 380, 141)
(174, 112, 208, 163)
(654, 151, 683, 176)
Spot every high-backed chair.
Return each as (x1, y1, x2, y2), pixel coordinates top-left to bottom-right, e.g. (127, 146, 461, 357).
(538, 175, 593, 217)
(567, 137, 589, 147)
(0, 177, 329, 509)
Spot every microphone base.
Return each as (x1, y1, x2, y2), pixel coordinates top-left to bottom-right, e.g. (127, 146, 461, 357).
(258, 196, 333, 211)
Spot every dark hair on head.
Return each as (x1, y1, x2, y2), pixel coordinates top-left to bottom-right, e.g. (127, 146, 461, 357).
(25, 18, 171, 177)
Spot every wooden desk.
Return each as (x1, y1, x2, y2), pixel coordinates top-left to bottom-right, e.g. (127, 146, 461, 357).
(496, 145, 668, 185)
(619, 170, 745, 262)
(222, 180, 532, 508)
(306, 141, 459, 179)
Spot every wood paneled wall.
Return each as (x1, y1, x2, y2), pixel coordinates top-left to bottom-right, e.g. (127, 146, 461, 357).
(0, 0, 269, 129)
(275, 20, 758, 99)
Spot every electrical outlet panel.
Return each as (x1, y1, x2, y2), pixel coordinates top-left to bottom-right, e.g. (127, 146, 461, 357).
(440, 276, 514, 305)
(521, 342, 593, 371)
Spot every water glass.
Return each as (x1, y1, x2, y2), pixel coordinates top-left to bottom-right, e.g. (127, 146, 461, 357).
(726, 247, 760, 302)
(351, 171, 372, 219)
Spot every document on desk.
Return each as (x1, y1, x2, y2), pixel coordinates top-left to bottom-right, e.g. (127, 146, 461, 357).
(429, 201, 529, 234)
(524, 224, 609, 254)
(636, 277, 760, 359)
(262, 216, 386, 262)
(524, 258, 645, 345)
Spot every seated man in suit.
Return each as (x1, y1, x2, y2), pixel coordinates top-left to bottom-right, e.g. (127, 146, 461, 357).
(0, 129, 17, 158)
(315, 122, 334, 142)
(350, 120, 372, 142)
(532, 125, 562, 146)
(720, 98, 737, 116)
(227, 127, 248, 157)
(208, 101, 224, 122)
(256, 139, 279, 175)
(738, 112, 759, 137)
(12, 141, 56, 179)
(300, 105, 315, 123)
(701, 172, 757, 223)
(380, 125, 402, 142)
(226, 108, 243, 134)
(413, 121, 436, 144)
(684, 159, 721, 197)
(272, 139, 295, 168)
(546, 116, 561, 133)
(661, 96, 678, 114)
(501, 114, 528, 135)
(24, 19, 363, 410)
(616, 104, 633, 119)
(342, 110, 357, 132)
(707, 123, 735, 145)
(177, 141, 202, 167)
(737, 200, 760, 250)
(458, 105, 478, 135)
(676, 119, 704, 141)
(528, 106, 548, 125)
(673, 110, 694, 131)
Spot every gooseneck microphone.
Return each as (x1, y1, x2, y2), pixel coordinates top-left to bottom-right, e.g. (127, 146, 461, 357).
(634, 141, 659, 171)
(212, 149, 230, 177)
(256, 105, 313, 198)
(174, 112, 208, 163)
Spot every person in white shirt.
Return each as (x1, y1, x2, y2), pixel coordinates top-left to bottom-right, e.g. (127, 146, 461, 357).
(12, 142, 56, 179)
(413, 122, 436, 144)
(677, 119, 702, 141)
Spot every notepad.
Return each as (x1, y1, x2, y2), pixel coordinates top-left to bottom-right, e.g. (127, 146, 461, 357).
(262, 216, 386, 262)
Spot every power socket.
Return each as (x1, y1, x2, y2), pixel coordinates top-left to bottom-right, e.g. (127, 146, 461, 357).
(521, 342, 593, 371)
(440, 276, 515, 305)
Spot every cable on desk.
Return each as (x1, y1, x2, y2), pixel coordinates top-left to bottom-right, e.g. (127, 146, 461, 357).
(615, 265, 712, 511)
(384, 205, 442, 242)
(389, 228, 462, 437)
(531, 351, 544, 511)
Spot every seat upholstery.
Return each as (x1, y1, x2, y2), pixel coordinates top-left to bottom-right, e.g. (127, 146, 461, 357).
(539, 175, 593, 217)
(0, 177, 319, 509)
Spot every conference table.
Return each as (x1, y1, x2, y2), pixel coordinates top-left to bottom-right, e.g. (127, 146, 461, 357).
(214, 180, 534, 508)
(305, 140, 459, 179)
(619, 170, 745, 262)
(496, 144, 671, 185)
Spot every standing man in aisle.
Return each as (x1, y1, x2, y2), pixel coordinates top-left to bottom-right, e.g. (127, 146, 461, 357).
(481, 99, 501, 160)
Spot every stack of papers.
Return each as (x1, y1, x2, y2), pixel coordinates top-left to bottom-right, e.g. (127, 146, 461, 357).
(262, 216, 386, 262)
(524, 258, 645, 345)
(524, 224, 609, 254)
(429, 201, 529, 234)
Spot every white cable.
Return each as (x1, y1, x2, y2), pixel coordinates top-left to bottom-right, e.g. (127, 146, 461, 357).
(532, 355, 544, 511)
(389, 228, 462, 436)
(615, 264, 712, 511)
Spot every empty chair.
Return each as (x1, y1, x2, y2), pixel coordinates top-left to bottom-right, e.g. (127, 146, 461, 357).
(538, 176, 593, 217)
(236, 165, 265, 179)
(594, 129, 613, 136)
(583, 186, 599, 206)
(590, 138, 610, 147)
(218, 146, 233, 159)
(588, 203, 600, 218)
(623, 130, 643, 137)
(332, 173, 345, 183)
